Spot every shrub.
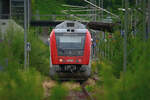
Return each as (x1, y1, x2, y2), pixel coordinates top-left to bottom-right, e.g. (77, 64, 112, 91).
(0, 26, 50, 75)
(28, 30, 50, 76)
(0, 26, 24, 70)
(96, 39, 150, 100)
(0, 68, 44, 100)
(49, 84, 69, 100)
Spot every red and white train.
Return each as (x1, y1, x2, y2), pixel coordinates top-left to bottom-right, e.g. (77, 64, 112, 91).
(49, 21, 92, 80)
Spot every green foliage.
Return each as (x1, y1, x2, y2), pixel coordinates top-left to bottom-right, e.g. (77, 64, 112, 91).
(97, 38, 150, 100)
(0, 68, 44, 100)
(49, 84, 69, 100)
(0, 27, 24, 69)
(28, 30, 49, 76)
(0, 25, 46, 100)
(99, 31, 123, 77)
(64, 0, 86, 6)
(0, 26, 49, 75)
(31, 0, 87, 20)
(32, 0, 65, 20)
(85, 85, 94, 92)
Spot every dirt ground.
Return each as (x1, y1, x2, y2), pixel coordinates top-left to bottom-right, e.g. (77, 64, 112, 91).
(42, 78, 96, 100)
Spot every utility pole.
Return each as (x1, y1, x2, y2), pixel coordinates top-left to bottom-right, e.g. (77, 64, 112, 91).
(135, 0, 138, 35)
(148, 0, 150, 38)
(10, 0, 11, 19)
(124, 0, 128, 73)
(101, 0, 103, 19)
(98, 0, 100, 20)
(24, 0, 27, 70)
(28, 0, 30, 30)
(94, 0, 97, 21)
(142, 0, 146, 40)
(90, 0, 94, 21)
(98, 0, 103, 20)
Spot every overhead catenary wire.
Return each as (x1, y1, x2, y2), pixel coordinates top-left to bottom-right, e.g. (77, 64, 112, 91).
(61, 10, 89, 22)
(63, 9, 100, 12)
(84, 0, 120, 19)
(62, 4, 88, 8)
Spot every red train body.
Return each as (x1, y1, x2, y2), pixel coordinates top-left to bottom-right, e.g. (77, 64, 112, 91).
(49, 21, 92, 80)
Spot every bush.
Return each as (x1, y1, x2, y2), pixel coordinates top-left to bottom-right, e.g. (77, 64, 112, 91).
(99, 31, 123, 77)
(0, 26, 49, 100)
(96, 39, 150, 100)
(49, 84, 69, 100)
(28, 30, 50, 76)
(0, 26, 50, 75)
(0, 26, 24, 70)
(0, 68, 44, 100)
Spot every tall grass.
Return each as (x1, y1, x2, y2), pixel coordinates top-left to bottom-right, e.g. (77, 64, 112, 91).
(28, 29, 50, 75)
(0, 26, 24, 69)
(0, 26, 49, 100)
(96, 35, 150, 100)
(99, 31, 124, 77)
(0, 68, 44, 100)
(0, 26, 49, 75)
(49, 84, 69, 100)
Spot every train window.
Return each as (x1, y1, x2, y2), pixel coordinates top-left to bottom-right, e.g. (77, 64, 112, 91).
(60, 36, 82, 43)
(57, 35, 85, 49)
(55, 33, 85, 56)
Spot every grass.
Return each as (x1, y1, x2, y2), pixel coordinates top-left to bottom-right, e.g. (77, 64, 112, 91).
(28, 29, 50, 76)
(49, 84, 69, 100)
(0, 24, 48, 100)
(95, 30, 150, 100)
(0, 68, 44, 100)
(32, 0, 66, 20)
(31, 0, 88, 21)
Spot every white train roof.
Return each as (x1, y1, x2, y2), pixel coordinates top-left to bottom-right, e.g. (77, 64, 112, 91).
(55, 21, 86, 29)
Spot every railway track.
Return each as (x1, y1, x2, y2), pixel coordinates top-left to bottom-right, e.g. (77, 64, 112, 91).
(66, 74, 99, 100)
(43, 73, 99, 100)
(80, 82, 94, 100)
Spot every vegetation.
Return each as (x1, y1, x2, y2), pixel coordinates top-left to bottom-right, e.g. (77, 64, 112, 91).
(95, 39, 150, 100)
(0, 26, 47, 100)
(0, 69, 44, 100)
(49, 84, 69, 100)
(28, 30, 50, 76)
(95, 1, 150, 98)
(0, 0, 149, 100)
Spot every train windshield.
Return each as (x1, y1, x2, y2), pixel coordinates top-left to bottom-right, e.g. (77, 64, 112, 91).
(56, 33, 85, 49)
(55, 33, 86, 56)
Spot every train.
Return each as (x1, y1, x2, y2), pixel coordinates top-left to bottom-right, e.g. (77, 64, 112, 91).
(49, 21, 92, 80)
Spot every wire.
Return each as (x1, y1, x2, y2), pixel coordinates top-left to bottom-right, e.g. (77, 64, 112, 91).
(84, 0, 120, 19)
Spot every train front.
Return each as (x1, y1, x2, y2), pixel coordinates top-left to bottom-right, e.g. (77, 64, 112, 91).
(49, 21, 92, 80)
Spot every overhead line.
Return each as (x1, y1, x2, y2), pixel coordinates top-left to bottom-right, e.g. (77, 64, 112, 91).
(84, 0, 120, 18)
(61, 10, 89, 22)
(62, 4, 88, 8)
(32, 14, 96, 17)
(63, 9, 100, 12)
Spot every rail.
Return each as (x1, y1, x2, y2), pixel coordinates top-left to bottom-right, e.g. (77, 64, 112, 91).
(80, 83, 94, 100)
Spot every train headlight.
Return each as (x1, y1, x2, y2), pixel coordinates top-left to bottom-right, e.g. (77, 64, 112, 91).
(78, 59, 82, 62)
(59, 59, 63, 62)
